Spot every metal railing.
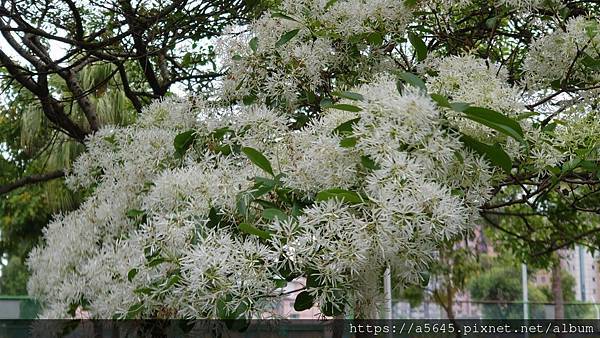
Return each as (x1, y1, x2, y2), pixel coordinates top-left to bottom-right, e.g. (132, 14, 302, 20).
(394, 300, 600, 319)
(0, 296, 40, 319)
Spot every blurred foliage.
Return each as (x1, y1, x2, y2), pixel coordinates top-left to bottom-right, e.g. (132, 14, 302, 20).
(0, 257, 29, 296)
(468, 257, 547, 319)
(396, 234, 481, 319)
(468, 254, 591, 319)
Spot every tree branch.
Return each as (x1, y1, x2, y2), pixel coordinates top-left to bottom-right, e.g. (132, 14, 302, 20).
(0, 170, 65, 195)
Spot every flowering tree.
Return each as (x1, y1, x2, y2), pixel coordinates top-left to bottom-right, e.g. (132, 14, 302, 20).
(27, 0, 600, 321)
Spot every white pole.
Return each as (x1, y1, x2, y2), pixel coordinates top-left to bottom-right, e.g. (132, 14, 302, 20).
(522, 263, 529, 320)
(579, 245, 586, 301)
(383, 265, 392, 319)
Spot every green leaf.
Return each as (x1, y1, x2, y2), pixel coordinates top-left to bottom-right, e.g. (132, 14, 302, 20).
(324, 0, 339, 10)
(516, 111, 538, 120)
(182, 53, 192, 67)
(236, 191, 253, 220)
(242, 94, 256, 105)
(485, 17, 498, 29)
(173, 130, 196, 157)
(212, 127, 233, 140)
(163, 274, 181, 289)
(291, 202, 303, 217)
(330, 104, 362, 112)
(562, 158, 582, 173)
(207, 207, 223, 228)
(254, 199, 279, 210)
(460, 134, 512, 173)
(361, 155, 380, 170)
(126, 209, 145, 219)
(263, 208, 288, 221)
(550, 79, 562, 90)
(579, 160, 597, 171)
(134, 287, 153, 295)
(543, 122, 557, 133)
(430, 93, 450, 108)
(581, 53, 600, 70)
(242, 147, 274, 176)
(332, 91, 364, 101)
(294, 291, 315, 311)
(278, 264, 299, 282)
(271, 12, 299, 22)
(574, 148, 591, 158)
(397, 72, 427, 92)
(232, 300, 249, 319)
(461, 106, 524, 142)
(453, 150, 464, 164)
(408, 32, 427, 61)
(147, 256, 166, 267)
(252, 184, 274, 198)
(239, 223, 272, 240)
(332, 117, 361, 135)
(449, 102, 470, 112)
(125, 303, 144, 319)
(584, 20, 599, 39)
(419, 271, 430, 288)
(319, 98, 334, 110)
(339, 137, 357, 148)
(217, 297, 251, 330)
(315, 188, 363, 204)
(366, 31, 384, 46)
(546, 165, 561, 176)
(249, 37, 258, 52)
(275, 29, 300, 48)
(274, 279, 288, 288)
(127, 268, 138, 282)
(306, 271, 320, 288)
(103, 134, 117, 145)
(255, 176, 277, 187)
(216, 297, 230, 319)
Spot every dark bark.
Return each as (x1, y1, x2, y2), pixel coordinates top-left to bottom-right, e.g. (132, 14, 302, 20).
(552, 261, 564, 320)
(0, 170, 65, 195)
(0, 0, 253, 140)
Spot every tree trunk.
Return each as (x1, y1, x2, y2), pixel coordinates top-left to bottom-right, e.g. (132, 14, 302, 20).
(439, 288, 462, 338)
(551, 261, 564, 320)
(445, 285, 455, 320)
(331, 314, 345, 338)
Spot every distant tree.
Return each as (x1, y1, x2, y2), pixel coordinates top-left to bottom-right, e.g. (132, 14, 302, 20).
(0, 256, 29, 295)
(468, 256, 548, 319)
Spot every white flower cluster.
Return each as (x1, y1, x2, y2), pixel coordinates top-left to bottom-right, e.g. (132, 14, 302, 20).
(430, 0, 558, 11)
(426, 55, 524, 115)
(519, 18, 600, 172)
(218, 0, 411, 108)
(28, 76, 493, 318)
(424, 55, 525, 141)
(21, 0, 597, 322)
(524, 17, 600, 90)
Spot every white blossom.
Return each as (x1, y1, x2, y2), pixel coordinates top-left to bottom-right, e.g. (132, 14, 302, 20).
(28, 0, 503, 320)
